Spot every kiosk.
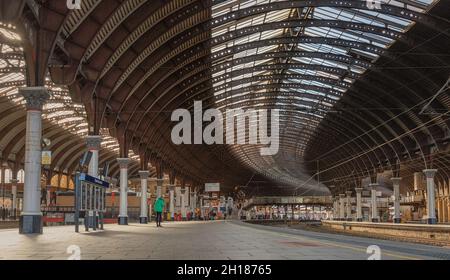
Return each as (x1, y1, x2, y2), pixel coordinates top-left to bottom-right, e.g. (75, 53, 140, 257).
(74, 172, 109, 232)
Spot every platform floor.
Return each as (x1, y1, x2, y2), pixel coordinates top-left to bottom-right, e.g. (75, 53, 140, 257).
(1, 220, 449, 260)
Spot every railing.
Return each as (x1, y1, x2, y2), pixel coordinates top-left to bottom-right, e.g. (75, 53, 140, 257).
(242, 196, 333, 208)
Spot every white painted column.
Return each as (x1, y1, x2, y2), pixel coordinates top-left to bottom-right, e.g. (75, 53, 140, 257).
(199, 195, 204, 219)
(181, 188, 186, 220)
(156, 178, 163, 198)
(11, 178, 18, 218)
(339, 194, 345, 220)
(190, 191, 195, 212)
(19, 87, 50, 234)
(194, 192, 198, 210)
(148, 195, 152, 222)
(423, 169, 437, 224)
(369, 183, 379, 222)
(139, 170, 149, 224)
(46, 185, 51, 206)
(86, 135, 101, 177)
(355, 187, 363, 222)
(169, 185, 175, 220)
(117, 158, 129, 225)
(391, 177, 402, 223)
(334, 195, 339, 220)
(346, 191, 352, 221)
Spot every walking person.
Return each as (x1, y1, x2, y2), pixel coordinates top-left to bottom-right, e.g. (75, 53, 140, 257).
(154, 196, 165, 227)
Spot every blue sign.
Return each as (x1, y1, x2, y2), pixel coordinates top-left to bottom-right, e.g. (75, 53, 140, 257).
(79, 173, 110, 188)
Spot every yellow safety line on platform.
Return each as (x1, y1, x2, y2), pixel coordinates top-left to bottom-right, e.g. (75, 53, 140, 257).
(227, 221, 421, 260)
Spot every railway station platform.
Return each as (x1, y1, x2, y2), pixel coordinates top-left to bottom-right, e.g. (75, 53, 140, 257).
(1, 220, 450, 260)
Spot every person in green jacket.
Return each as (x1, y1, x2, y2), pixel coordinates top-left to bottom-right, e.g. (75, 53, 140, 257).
(154, 197, 165, 227)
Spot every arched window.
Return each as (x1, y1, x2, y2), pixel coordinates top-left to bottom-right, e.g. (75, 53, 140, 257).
(17, 169, 25, 183)
(51, 175, 59, 187)
(4, 169, 12, 183)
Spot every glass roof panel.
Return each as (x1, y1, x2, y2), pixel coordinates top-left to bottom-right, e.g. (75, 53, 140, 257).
(210, 0, 436, 183)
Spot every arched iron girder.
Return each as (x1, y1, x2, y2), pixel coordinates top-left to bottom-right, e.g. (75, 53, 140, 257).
(185, 91, 405, 176)
(138, 81, 343, 144)
(106, 1, 436, 96)
(362, 63, 446, 140)
(141, 89, 385, 174)
(210, 90, 338, 109)
(314, 68, 447, 162)
(81, 0, 444, 100)
(46, 1, 450, 187)
(2, 122, 69, 163)
(134, 70, 414, 177)
(0, 66, 25, 74)
(103, 17, 401, 120)
(122, 59, 360, 136)
(131, 60, 357, 141)
(305, 40, 450, 180)
(95, 0, 198, 79)
(209, 34, 385, 61)
(201, 101, 384, 174)
(152, 130, 253, 183)
(103, 32, 450, 174)
(113, 46, 368, 132)
(51, 141, 86, 172)
(145, 98, 380, 178)
(204, 0, 443, 32)
(111, 18, 393, 101)
(118, 34, 375, 121)
(139, 47, 444, 172)
(318, 64, 447, 168)
(125, 44, 436, 142)
(114, 18, 399, 99)
(95, 21, 440, 158)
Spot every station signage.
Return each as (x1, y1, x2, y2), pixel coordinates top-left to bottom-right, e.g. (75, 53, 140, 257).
(41, 151, 51, 165)
(79, 173, 110, 188)
(205, 183, 220, 192)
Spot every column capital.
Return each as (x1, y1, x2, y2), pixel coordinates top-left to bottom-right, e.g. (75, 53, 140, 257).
(156, 178, 164, 183)
(345, 190, 352, 196)
(138, 170, 149, 179)
(86, 135, 102, 150)
(168, 185, 175, 191)
(423, 169, 438, 178)
(355, 187, 363, 193)
(180, 188, 186, 194)
(369, 183, 379, 189)
(339, 193, 346, 198)
(19, 87, 50, 110)
(390, 177, 402, 184)
(116, 158, 130, 168)
(10, 178, 19, 184)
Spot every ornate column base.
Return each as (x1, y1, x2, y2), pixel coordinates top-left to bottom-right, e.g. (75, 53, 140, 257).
(393, 218, 401, 223)
(19, 215, 43, 234)
(371, 218, 379, 222)
(139, 217, 148, 224)
(356, 218, 363, 222)
(118, 216, 128, 225)
(346, 218, 352, 221)
(427, 218, 437, 224)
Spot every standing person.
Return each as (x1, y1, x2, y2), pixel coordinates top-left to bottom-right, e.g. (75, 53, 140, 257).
(153, 196, 165, 227)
